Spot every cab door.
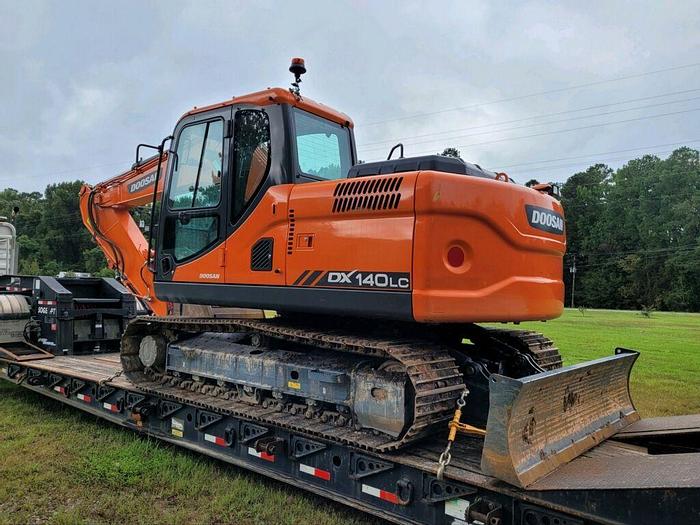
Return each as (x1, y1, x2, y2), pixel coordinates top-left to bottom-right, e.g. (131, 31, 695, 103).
(223, 107, 288, 286)
(156, 108, 231, 284)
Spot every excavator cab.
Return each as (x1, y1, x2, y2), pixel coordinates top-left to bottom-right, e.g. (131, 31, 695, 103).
(154, 91, 357, 291)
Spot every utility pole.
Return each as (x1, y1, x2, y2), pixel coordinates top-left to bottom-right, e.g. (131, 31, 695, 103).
(569, 257, 577, 309)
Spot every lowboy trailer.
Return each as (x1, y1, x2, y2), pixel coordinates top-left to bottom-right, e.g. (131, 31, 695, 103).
(2, 353, 699, 525)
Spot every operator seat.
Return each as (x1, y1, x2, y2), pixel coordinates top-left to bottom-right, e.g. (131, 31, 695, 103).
(245, 145, 269, 202)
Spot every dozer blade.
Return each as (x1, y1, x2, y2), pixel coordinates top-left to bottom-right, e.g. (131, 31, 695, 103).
(481, 349, 639, 488)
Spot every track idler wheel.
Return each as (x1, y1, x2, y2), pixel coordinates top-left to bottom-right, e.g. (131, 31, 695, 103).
(138, 335, 167, 371)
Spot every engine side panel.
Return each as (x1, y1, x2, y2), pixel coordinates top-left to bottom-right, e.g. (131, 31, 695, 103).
(285, 174, 416, 291)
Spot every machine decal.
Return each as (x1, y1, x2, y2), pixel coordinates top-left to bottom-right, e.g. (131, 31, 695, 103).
(302, 270, 323, 286)
(171, 417, 184, 437)
(292, 270, 311, 285)
(294, 270, 411, 290)
(128, 171, 158, 194)
(445, 498, 470, 519)
(525, 204, 565, 235)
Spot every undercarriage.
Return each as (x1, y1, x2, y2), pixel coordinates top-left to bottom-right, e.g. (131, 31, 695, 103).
(121, 315, 563, 452)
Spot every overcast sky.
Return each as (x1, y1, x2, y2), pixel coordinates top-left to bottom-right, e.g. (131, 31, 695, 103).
(2, 1, 699, 192)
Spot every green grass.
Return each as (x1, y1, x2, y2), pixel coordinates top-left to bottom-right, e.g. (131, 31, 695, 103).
(510, 308, 700, 417)
(1, 308, 699, 524)
(0, 384, 379, 525)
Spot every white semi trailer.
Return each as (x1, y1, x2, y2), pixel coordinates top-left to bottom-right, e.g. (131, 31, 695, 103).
(0, 218, 18, 276)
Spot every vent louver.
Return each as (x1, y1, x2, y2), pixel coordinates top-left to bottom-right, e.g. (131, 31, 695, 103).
(332, 176, 404, 214)
(251, 238, 273, 271)
(287, 209, 295, 255)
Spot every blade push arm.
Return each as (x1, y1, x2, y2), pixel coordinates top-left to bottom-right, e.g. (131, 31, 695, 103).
(79, 154, 169, 315)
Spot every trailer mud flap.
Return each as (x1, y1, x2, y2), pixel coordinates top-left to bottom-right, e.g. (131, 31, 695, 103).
(481, 348, 639, 488)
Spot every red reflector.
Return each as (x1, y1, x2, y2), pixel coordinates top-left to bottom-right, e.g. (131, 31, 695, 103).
(447, 246, 465, 267)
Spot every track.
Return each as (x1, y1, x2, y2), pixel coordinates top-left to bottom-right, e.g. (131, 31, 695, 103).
(479, 327, 563, 370)
(121, 316, 561, 452)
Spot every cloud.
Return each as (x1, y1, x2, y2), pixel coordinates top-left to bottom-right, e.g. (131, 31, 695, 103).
(1, 1, 698, 190)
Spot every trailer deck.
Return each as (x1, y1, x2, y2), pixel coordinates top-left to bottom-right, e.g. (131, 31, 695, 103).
(2, 353, 699, 525)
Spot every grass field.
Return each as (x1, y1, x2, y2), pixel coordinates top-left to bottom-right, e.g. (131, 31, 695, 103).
(1, 309, 698, 524)
(513, 309, 700, 417)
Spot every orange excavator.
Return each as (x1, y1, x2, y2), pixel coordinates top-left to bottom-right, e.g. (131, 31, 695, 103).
(79, 59, 638, 488)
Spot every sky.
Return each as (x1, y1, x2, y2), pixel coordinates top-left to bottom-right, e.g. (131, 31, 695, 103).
(1, 0, 699, 192)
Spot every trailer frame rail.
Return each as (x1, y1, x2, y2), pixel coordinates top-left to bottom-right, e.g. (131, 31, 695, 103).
(2, 356, 699, 525)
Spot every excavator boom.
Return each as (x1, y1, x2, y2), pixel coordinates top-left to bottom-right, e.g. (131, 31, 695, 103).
(79, 154, 169, 315)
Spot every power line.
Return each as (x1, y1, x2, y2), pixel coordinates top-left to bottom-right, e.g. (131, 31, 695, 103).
(490, 140, 700, 170)
(505, 148, 691, 175)
(553, 187, 700, 205)
(569, 249, 700, 270)
(359, 95, 700, 154)
(568, 242, 700, 260)
(6, 66, 700, 185)
(364, 106, 700, 161)
(358, 88, 700, 148)
(573, 246, 700, 269)
(0, 161, 131, 183)
(362, 62, 700, 127)
(508, 146, 700, 187)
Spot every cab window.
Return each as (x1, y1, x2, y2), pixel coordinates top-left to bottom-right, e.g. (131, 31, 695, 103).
(232, 110, 271, 221)
(294, 108, 351, 180)
(169, 120, 223, 209)
(170, 216, 219, 261)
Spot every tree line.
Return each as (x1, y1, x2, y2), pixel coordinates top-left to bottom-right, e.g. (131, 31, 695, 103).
(2, 146, 699, 311)
(558, 147, 700, 312)
(0, 181, 111, 277)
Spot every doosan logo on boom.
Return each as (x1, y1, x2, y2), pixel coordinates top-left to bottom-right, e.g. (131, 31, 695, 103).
(128, 172, 158, 194)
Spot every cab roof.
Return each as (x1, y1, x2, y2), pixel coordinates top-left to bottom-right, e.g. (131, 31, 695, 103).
(182, 87, 354, 128)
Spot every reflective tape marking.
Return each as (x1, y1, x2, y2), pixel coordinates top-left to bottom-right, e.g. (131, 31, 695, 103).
(299, 463, 331, 481)
(76, 393, 91, 403)
(362, 484, 399, 504)
(103, 402, 120, 412)
(204, 433, 227, 446)
(53, 386, 66, 394)
(247, 447, 275, 462)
